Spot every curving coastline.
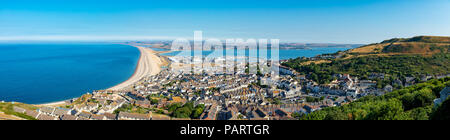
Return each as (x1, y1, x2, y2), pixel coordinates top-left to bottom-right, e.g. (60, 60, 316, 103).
(35, 45, 163, 106)
(107, 45, 163, 91)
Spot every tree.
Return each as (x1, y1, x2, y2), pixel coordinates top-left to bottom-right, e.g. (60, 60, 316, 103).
(167, 103, 181, 112)
(310, 73, 319, 83)
(173, 107, 192, 118)
(400, 88, 435, 110)
(431, 98, 450, 120)
(150, 98, 159, 105)
(291, 112, 302, 119)
(170, 102, 204, 119)
(191, 104, 205, 119)
(324, 110, 348, 120)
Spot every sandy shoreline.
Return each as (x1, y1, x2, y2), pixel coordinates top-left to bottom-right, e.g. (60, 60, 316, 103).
(35, 101, 68, 107)
(36, 45, 164, 106)
(107, 45, 163, 91)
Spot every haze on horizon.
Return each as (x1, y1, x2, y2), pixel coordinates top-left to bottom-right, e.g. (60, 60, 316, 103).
(1, 0, 449, 44)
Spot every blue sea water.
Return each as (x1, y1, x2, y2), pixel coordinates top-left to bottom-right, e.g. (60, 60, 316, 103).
(149, 48, 170, 51)
(0, 43, 139, 104)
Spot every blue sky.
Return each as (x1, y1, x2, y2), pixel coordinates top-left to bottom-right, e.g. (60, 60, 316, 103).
(1, 0, 449, 43)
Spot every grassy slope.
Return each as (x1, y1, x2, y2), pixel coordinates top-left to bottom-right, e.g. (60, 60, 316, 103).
(335, 36, 450, 78)
(349, 36, 450, 56)
(0, 102, 38, 120)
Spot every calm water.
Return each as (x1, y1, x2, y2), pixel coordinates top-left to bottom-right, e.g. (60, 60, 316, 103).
(0, 43, 139, 104)
(160, 47, 352, 60)
(149, 48, 171, 51)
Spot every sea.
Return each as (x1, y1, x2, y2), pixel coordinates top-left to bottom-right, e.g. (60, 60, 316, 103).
(0, 43, 139, 104)
(0, 43, 354, 104)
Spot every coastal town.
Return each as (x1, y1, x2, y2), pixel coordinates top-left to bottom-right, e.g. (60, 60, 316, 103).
(5, 41, 448, 120)
(3, 2, 450, 140)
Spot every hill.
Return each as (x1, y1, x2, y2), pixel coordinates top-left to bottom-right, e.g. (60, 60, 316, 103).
(380, 36, 450, 44)
(348, 36, 450, 56)
(282, 36, 450, 85)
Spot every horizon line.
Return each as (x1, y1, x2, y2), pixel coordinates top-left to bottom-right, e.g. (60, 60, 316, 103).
(0, 35, 368, 44)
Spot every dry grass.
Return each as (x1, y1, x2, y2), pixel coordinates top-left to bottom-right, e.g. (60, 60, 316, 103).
(0, 102, 38, 120)
(151, 113, 171, 120)
(349, 44, 385, 54)
(170, 97, 186, 104)
(343, 41, 449, 60)
(410, 36, 450, 43)
(0, 111, 25, 120)
(71, 94, 93, 105)
(386, 42, 449, 53)
(301, 60, 332, 65)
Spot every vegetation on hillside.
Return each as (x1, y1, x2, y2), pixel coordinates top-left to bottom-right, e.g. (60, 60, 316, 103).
(113, 103, 151, 114)
(166, 102, 205, 119)
(283, 36, 450, 85)
(354, 36, 450, 55)
(381, 36, 450, 44)
(283, 53, 449, 85)
(0, 102, 37, 120)
(299, 77, 449, 120)
(430, 96, 450, 120)
(382, 42, 449, 54)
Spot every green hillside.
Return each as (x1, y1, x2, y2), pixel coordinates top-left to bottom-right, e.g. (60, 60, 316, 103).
(381, 36, 450, 44)
(382, 42, 449, 54)
(350, 36, 450, 55)
(282, 36, 450, 85)
(284, 53, 449, 85)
